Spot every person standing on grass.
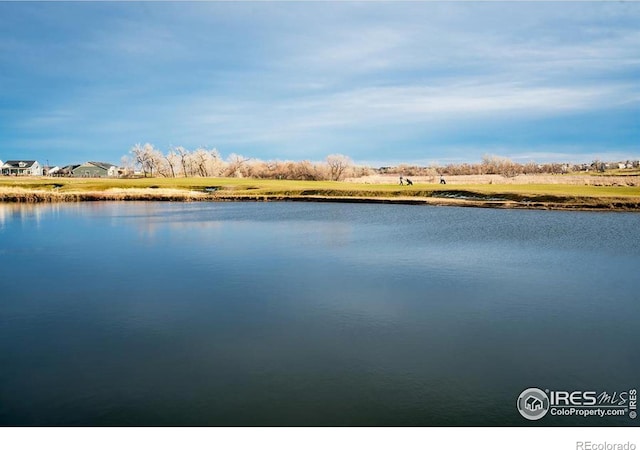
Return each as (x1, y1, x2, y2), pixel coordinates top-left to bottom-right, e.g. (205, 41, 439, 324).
(399, 176, 404, 185)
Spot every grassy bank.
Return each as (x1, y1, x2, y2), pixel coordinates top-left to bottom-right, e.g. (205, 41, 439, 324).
(0, 176, 639, 211)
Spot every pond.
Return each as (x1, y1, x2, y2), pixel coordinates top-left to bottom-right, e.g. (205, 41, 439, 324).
(0, 202, 638, 425)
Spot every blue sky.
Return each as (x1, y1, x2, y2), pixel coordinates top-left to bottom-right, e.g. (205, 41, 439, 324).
(0, 2, 638, 167)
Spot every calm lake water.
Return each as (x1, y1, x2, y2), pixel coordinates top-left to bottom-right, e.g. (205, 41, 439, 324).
(0, 202, 638, 426)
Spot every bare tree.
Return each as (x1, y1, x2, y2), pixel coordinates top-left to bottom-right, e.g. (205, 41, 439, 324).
(326, 154, 352, 181)
(148, 147, 167, 177)
(174, 146, 191, 177)
(192, 148, 211, 177)
(120, 155, 135, 177)
(131, 143, 151, 177)
(225, 153, 251, 178)
(164, 150, 180, 178)
(206, 148, 224, 177)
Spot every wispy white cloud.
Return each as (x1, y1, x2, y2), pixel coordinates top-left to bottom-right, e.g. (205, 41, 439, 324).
(172, 80, 636, 143)
(1, 1, 639, 164)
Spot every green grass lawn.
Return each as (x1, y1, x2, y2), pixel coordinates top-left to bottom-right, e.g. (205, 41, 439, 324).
(1, 176, 639, 204)
(0, 176, 639, 195)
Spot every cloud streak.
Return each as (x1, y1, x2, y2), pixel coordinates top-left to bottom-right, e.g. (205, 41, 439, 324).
(0, 2, 638, 165)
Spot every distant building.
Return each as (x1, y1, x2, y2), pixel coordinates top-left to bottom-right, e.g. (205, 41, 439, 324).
(1, 160, 43, 176)
(43, 165, 60, 176)
(56, 164, 80, 177)
(72, 161, 118, 178)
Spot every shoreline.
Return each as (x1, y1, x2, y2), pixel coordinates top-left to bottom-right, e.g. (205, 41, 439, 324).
(1, 188, 639, 212)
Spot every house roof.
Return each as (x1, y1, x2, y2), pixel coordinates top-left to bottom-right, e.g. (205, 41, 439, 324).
(75, 161, 116, 170)
(3, 160, 38, 168)
(90, 161, 116, 170)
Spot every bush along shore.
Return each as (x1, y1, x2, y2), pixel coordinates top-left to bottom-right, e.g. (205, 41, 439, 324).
(0, 177, 639, 211)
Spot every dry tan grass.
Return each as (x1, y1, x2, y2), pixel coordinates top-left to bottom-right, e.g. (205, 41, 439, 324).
(345, 173, 640, 186)
(0, 187, 208, 202)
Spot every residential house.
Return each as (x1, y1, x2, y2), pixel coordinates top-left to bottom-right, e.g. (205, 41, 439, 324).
(72, 161, 118, 178)
(56, 164, 80, 177)
(43, 165, 60, 176)
(1, 160, 43, 176)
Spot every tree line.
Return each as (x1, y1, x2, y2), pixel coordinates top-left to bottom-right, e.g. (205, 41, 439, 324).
(124, 144, 365, 181)
(125, 145, 638, 180)
(380, 155, 637, 177)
